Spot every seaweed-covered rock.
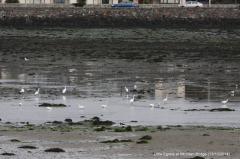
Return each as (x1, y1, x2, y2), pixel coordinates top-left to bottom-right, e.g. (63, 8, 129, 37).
(65, 118, 72, 122)
(125, 125, 132, 132)
(39, 103, 66, 107)
(139, 135, 152, 140)
(53, 121, 63, 124)
(18, 145, 37, 149)
(1, 152, 15, 156)
(210, 108, 235, 111)
(45, 148, 65, 152)
(100, 139, 133, 143)
(10, 139, 21, 142)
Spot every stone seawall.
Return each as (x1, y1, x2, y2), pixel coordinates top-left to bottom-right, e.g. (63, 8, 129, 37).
(0, 6, 240, 26)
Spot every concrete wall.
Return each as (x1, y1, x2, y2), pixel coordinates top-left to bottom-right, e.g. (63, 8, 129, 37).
(0, 5, 240, 26)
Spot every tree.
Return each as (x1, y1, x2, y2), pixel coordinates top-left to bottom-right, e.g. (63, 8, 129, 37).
(5, 0, 19, 3)
(143, 0, 150, 4)
(73, 0, 86, 7)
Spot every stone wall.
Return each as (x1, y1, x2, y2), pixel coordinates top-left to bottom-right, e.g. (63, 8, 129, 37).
(0, 5, 240, 26)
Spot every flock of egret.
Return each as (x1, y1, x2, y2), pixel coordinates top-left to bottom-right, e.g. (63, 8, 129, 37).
(18, 84, 67, 110)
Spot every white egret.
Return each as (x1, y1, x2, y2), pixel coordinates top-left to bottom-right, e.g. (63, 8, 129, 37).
(125, 86, 128, 93)
(19, 103, 22, 107)
(231, 91, 234, 94)
(149, 103, 154, 107)
(163, 94, 168, 103)
(130, 95, 135, 105)
(35, 88, 40, 95)
(24, 57, 29, 61)
(78, 105, 84, 109)
(101, 104, 107, 108)
(62, 86, 66, 94)
(134, 85, 137, 90)
(221, 99, 228, 104)
(20, 88, 24, 93)
(46, 107, 52, 110)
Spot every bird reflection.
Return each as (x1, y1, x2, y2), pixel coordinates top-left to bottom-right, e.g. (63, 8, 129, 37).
(221, 104, 228, 108)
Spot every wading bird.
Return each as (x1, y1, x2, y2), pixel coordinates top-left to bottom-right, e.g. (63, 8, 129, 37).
(46, 107, 52, 110)
(78, 105, 84, 109)
(35, 88, 40, 95)
(125, 86, 128, 93)
(221, 99, 228, 104)
(163, 94, 168, 104)
(20, 88, 24, 93)
(101, 104, 107, 108)
(62, 86, 66, 94)
(149, 103, 154, 107)
(134, 85, 137, 90)
(24, 57, 29, 61)
(130, 95, 135, 105)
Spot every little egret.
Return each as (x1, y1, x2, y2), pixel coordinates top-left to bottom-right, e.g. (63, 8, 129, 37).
(231, 91, 234, 94)
(46, 107, 52, 110)
(62, 86, 66, 94)
(20, 88, 24, 93)
(134, 85, 137, 90)
(35, 88, 40, 95)
(19, 103, 22, 107)
(163, 94, 168, 103)
(24, 57, 29, 61)
(130, 95, 135, 105)
(125, 86, 128, 93)
(149, 104, 154, 107)
(78, 105, 84, 109)
(101, 104, 107, 108)
(221, 99, 228, 104)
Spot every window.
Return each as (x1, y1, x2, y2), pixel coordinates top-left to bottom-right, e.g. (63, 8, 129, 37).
(55, 0, 64, 3)
(102, 0, 109, 3)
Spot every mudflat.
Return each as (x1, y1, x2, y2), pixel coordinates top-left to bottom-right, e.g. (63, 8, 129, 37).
(0, 123, 239, 158)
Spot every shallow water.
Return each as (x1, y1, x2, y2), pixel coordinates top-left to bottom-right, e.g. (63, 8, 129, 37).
(0, 59, 239, 127)
(0, 26, 240, 127)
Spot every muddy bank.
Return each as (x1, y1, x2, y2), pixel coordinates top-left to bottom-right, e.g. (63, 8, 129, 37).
(0, 122, 239, 158)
